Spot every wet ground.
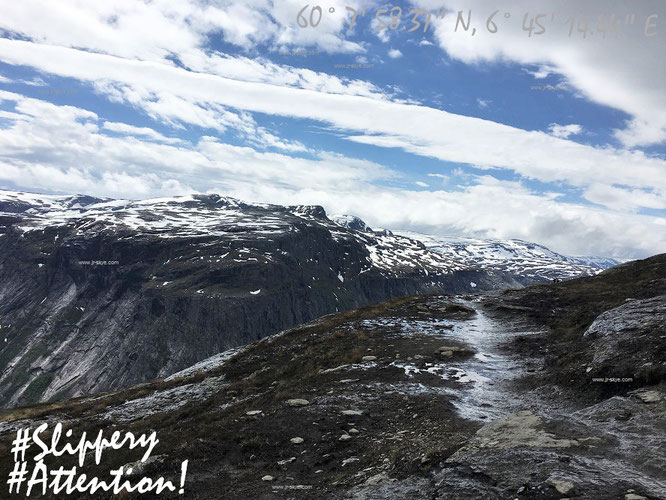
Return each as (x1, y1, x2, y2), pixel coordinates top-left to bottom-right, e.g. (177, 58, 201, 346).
(0, 293, 664, 499)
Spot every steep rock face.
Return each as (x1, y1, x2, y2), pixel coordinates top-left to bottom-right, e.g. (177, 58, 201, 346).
(0, 191, 518, 407)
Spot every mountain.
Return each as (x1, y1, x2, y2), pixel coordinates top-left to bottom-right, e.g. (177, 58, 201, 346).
(0, 190, 517, 408)
(396, 230, 622, 284)
(1, 254, 663, 499)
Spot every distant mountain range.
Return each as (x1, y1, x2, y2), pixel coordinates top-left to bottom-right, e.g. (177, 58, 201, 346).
(394, 231, 623, 284)
(330, 214, 621, 284)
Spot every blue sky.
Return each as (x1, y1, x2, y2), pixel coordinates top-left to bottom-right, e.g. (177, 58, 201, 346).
(0, 0, 664, 258)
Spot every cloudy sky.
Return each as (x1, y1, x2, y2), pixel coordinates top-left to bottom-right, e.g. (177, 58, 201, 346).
(0, 0, 664, 259)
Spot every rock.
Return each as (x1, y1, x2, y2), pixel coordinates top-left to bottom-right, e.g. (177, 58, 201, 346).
(341, 410, 364, 416)
(290, 437, 304, 444)
(319, 364, 349, 374)
(348, 428, 359, 434)
(625, 494, 647, 500)
(261, 475, 274, 482)
(277, 457, 296, 465)
(342, 457, 359, 466)
(362, 355, 377, 361)
(439, 350, 453, 358)
(363, 472, 390, 486)
(630, 389, 662, 404)
(339, 433, 352, 441)
(246, 410, 262, 416)
(122, 455, 165, 476)
(449, 411, 579, 460)
(287, 398, 310, 407)
(548, 478, 574, 495)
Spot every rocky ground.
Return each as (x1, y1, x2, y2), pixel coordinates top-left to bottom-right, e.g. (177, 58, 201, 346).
(1, 253, 665, 499)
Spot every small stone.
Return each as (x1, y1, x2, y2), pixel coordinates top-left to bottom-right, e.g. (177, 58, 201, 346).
(287, 398, 310, 407)
(348, 428, 359, 434)
(290, 437, 304, 444)
(439, 350, 453, 357)
(420, 455, 429, 464)
(277, 457, 296, 465)
(341, 409, 364, 416)
(261, 475, 274, 482)
(315, 470, 323, 474)
(362, 355, 377, 362)
(246, 410, 262, 416)
(548, 478, 574, 495)
(339, 434, 352, 441)
(413, 354, 424, 360)
(319, 364, 349, 374)
(625, 494, 647, 500)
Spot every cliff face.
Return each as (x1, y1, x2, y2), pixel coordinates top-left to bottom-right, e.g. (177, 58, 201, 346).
(0, 191, 518, 407)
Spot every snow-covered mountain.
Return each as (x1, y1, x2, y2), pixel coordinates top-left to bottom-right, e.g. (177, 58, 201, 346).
(394, 230, 622, 283)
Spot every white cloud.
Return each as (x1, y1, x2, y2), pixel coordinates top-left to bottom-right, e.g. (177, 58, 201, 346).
(1, 39, 664, 205)
(103, 121, 183, 144)
(415, 181, 429, 187)
(388, 48, 403, 58)
(0, 0, 365, 58)
(548, 123, 582, 139)
(584, 184, 666, 212)
(524, 65, 555, 79)
(0, 91, 390, 199)
(477, 98, 490, 109)
(415, 0, 666, 147)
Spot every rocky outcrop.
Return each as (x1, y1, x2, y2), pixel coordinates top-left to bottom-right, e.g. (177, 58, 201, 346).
(583, 295, 666, 383)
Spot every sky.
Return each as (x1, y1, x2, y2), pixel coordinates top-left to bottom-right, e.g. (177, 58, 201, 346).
(0, 0, 664, 259)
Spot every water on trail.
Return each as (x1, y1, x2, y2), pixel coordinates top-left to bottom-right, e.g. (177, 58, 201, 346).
(374, 297, 544, 421)
(434, 298, 543, 421)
